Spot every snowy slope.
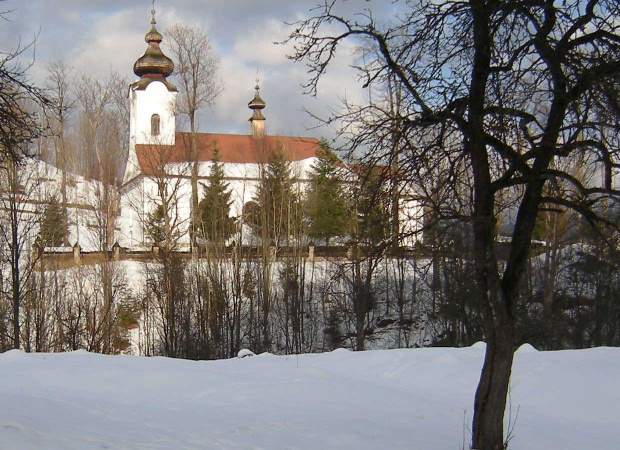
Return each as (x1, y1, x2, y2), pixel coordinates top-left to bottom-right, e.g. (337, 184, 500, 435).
(1, 345, 619, 449)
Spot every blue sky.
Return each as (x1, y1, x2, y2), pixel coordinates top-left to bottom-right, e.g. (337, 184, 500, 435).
(0, 0, 400, 140)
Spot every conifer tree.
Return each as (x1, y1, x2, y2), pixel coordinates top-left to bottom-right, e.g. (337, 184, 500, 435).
(253, 147, 301, 243)
(354, 168, 391, 246)
(197, 148, 235, 242)
(39, 197, 68, 247)
(305, 142, 351, 245)
(145, 205, 166, 245)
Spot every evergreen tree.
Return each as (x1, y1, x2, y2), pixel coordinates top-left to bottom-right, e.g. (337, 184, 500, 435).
(354, 168, 391, 246)
(39, 196, 68, 247)
(197, 148, 235, 242)
(305, 142, 352, 245)
(324, 308, 343, 350)
(145, 205, 166, 245)
(253, 147, 301, 243)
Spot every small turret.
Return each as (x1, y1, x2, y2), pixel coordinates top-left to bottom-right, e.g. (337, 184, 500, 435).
(248, 81, 266, 139)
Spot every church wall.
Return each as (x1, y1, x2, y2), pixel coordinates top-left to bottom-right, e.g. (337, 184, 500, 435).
(131, 82, 176, 147)
(125, 81, 177, 184)
(399, 195, 424, 246)
(118, 178, 147, 248)
(117, 157, 322, 249)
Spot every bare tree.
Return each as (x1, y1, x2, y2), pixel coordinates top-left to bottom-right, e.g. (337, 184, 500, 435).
(74, 71, 128, 181)
(167, 23, 223, 242)
(0, 2, 50, 349)
(287, 1, 620, 448)
(73, 74, 130, 354)
(0, 160, 51, 349)
(0, 42, 47, 162)
(338, 167, 390, 351)
(45, 62, 76, 244)
(133, 142, 191, 357)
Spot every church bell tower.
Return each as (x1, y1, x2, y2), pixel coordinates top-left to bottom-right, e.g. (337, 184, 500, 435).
(125, 3, 177, 182)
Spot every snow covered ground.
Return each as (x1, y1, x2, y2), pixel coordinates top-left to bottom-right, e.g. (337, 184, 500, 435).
(1, 344, 619, 449)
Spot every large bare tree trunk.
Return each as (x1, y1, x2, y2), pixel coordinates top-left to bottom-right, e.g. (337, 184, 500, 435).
(468, 2, 514, 447)
(473, 319, 515, 449)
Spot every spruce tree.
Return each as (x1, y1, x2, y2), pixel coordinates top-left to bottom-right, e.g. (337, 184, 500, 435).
(324, 308, 343, 350)
(145, 205, 166, 245)
(253, 147, 301, 243)
(197, 148, 235, 242)
(39, 196, 68, 247)
(355, 168, 391, 246)
(305, 142, 351, 245)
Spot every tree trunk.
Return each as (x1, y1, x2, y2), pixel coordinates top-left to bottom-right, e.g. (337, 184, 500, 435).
(472, 297, 515, 449)
(12, 261, 20, 349)
(355, 277, 366, 351)
(11, 163, 21, 350)
(467, 1, 514, 447)
(59, 123, 69, 246)
(190, 115, 199, 247)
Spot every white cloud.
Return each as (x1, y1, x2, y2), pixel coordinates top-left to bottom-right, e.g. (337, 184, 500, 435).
(66, 9, 145, 78)
(233, 19, 290, 66)
(1, 0, 377, 142)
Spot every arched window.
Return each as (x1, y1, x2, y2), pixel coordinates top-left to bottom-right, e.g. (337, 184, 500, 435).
(151, 114, 161, 136)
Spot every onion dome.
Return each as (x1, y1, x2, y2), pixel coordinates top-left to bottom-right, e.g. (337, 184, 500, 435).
(144, 22, 163, 44)
(132, 5, 175, 88)
(248, 83, 266, 121)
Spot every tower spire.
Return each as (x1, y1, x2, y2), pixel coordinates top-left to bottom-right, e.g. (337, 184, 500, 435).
(248, 82, 266, 119)
(248, 80, 266, 139)
(132, 1, 175, 90)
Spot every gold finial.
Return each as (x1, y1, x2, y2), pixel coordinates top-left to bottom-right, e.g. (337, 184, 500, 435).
(151, 0, 156, 25)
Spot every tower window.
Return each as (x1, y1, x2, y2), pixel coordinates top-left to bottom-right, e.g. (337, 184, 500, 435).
(151, 114, 161, 136)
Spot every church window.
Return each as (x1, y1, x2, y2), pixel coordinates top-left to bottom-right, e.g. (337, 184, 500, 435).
(151, 114, 161, 136)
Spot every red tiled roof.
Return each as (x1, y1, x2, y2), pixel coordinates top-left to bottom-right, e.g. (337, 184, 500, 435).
(135, 132, 321, 175)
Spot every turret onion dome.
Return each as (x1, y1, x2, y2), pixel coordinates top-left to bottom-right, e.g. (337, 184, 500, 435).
(132, 7, 176, 91)
(248, 83, 266, 121)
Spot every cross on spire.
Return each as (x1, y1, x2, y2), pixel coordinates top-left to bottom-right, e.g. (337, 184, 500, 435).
(151, 0, 157, 25)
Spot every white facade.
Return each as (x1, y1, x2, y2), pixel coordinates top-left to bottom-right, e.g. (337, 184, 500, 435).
(118, 155, 319, 248)
(125, 81, 177, 184)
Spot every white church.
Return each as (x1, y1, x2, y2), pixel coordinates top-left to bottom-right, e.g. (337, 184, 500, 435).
(18, 11, 420, 253)
(117, 13, 327, 249)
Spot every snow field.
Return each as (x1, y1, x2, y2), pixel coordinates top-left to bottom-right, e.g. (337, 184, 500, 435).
(1, 344, 619, 449)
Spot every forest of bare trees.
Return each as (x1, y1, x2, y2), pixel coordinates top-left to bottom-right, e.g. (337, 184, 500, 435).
(0, 8, 616, 359)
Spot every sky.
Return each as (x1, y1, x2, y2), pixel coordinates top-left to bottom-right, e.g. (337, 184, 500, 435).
(0, 0, 399, 140)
